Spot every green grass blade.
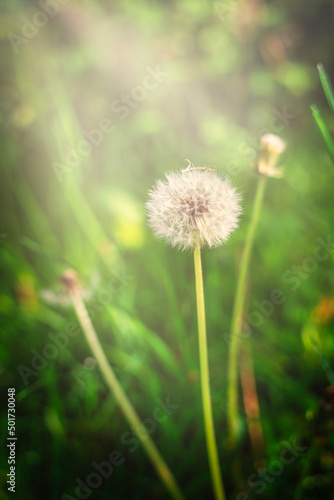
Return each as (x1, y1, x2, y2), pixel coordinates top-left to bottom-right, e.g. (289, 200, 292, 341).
(317, 63, 334, 112)
(107, 305, 183, 379)
(310, 104, 334, 165)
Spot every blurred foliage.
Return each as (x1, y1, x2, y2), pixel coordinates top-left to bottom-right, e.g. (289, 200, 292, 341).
(0, 0, 334, 499)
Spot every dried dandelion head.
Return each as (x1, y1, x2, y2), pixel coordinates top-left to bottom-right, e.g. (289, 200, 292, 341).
(41, 270, 99, 306)
(60, 269, 80, 292)
(146, 163, 242, 250)
(256, 134, 286, 178)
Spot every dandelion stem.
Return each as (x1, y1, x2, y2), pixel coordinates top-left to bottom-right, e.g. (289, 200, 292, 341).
(227, 174, 267, 445)
(194, 246, 226, 500)
(70, 291, 185, 500)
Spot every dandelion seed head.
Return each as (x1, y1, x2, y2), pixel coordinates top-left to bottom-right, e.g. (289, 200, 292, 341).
(146, 167, 242, 250)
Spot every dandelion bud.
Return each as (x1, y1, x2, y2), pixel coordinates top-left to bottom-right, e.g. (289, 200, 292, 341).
(257, 134, 286, 178)
(60, 269, 80, 292)
(146, 165, 242, 250)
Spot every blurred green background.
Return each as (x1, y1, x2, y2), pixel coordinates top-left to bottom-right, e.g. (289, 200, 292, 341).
(1, 0, 334, 499)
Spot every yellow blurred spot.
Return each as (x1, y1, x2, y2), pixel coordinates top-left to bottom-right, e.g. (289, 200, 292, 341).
(114, 219, 144, 248)
(301, 323, 320, 353)
(305, 409, 314, 421)
(44, 408, 65, 439)
(12, 105, 36, 128)
(108, 191, 145, 249)
(15, 274, 38, 310)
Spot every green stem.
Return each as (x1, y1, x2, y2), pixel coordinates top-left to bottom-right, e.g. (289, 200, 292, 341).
(70, 291, 185, 500)
(227, 175, 267, 445)
(194, 246, 226, 500)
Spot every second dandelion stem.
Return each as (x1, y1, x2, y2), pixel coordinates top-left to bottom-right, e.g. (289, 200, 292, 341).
(194, 246, 226, 500)
(70, 291, 185, 500)
(227, 174, 267, 446)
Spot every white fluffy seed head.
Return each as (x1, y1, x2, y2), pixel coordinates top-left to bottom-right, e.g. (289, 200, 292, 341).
(146, 168, 242, 250)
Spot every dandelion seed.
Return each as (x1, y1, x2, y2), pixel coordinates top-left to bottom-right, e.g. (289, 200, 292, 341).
(146, 164, 242, 250)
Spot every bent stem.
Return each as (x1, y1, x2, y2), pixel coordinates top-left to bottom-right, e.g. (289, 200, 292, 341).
(194, 246, 226, 500)
(70, 291, 185, 500)
(227, 174, 267, 446)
